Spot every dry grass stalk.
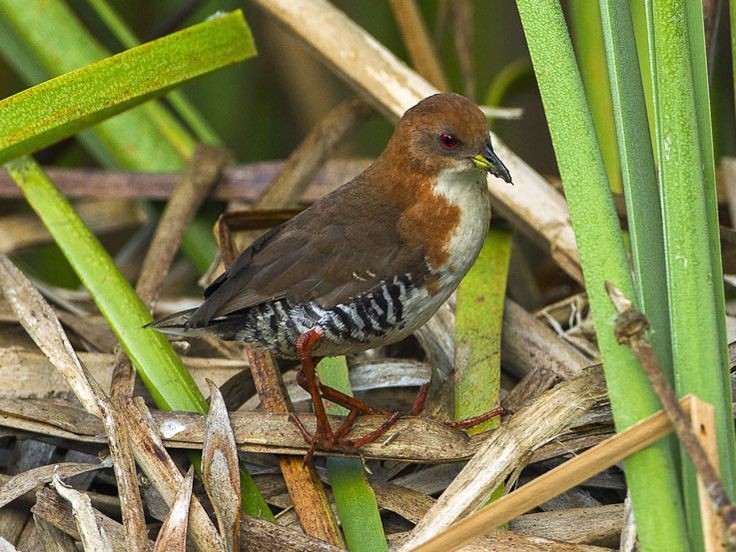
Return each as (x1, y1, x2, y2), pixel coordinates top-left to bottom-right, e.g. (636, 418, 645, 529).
(0, 160, 371, 201)
(0, 199, 143, 254)
(502, 299, 588, 381)
(691, 400, 727, 552)
(0, 397, 475, 462)
(388, 530, 611, 551)
(0, 348, 246, 400)
(448, 0, 475, 100)
(136, 144, 231, 308)
(508, 503, 624, 547)
(0, 441, 59, 547)
(370, 481, 435, 524)
(401, 367, 608, 550)
(51, 472, 112, 552)
(37, 477, 344, 552)
(33, 513, 77, 551)
(152, 467, 193, 552)
(389, 0, 450, 90)
(120, 397, 225, 552)
(0, 459, 112, 510)
(32, 487, 153, 552)
(201, 382, 241, 552)
(0, 256, 148, 550)
(409, 396, 697, 552)
(254, 99, 374, 210)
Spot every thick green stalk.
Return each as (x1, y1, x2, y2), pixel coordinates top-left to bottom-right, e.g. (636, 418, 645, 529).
(514, 1, 688, 550)
(454, 229, 510, 433)
(569, 0, 622, 193)
(649, 0, 736, 544)
(317, 357, 388, 552)
(597, 0, 671, 379)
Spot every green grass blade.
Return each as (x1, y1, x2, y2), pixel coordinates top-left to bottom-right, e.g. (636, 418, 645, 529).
(648, 0, 736, 544)
(514, 1, 688, 550)
(4, 156, 273, 520)
(0, 0, 195, 169)
(85, 0, 224, 145)
(597, 1, 671, 378)
(569, 0, 622, 193)
(629, 0, 657, 155)
(454, 229, 510, 433)
(317, 357, 388, 552)
(0, 11, 250, 165)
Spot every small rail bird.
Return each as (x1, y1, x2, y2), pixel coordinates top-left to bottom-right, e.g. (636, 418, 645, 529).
(151, 93, 511, 455)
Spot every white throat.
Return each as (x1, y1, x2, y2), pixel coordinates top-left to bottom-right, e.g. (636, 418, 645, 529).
(432, 168, 492, 275)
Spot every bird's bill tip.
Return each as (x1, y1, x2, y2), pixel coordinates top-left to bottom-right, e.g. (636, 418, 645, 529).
(472, 144, 512, 184)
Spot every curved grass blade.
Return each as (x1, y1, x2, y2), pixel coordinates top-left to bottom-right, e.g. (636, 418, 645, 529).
(0, 11, 250, 165)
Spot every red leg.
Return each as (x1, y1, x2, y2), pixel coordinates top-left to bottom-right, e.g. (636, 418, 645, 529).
(294, 328, 333, 444)
(297, 369, 389, 415)
(449, 406, 505, 430)
(288, 413, 318, 465)
(410, 382, 431, 416)
(290, 333, 405, 456)
(344, 411, 402, 448)
(331, 409, 360, 441)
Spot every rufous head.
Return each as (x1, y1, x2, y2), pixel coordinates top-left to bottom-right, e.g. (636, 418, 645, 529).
(383, 93, 512, 183)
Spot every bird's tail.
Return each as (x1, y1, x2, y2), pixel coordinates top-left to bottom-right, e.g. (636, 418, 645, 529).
(147, 308, 250, 342)
(145, 308, 209, 338)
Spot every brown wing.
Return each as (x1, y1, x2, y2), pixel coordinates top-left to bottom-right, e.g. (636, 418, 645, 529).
(187, 177, 427, 327)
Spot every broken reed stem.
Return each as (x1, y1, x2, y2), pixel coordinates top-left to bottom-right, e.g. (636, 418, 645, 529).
(691, 398, 728, 552)
(410, 393, 685, 552)
(136, 144, 231, 307)
(605, 281, 736, 539)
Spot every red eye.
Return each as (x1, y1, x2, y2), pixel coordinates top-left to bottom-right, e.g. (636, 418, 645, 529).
(439, 132, 458, 149)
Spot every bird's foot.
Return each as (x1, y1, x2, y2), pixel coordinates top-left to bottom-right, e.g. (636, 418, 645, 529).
(409, 382, 504, 430)
(289, 409, 401, 464)
(448, 406, 505, 430)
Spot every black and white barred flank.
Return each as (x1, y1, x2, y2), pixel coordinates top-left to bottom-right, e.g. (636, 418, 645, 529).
(152, 274, 420, 358)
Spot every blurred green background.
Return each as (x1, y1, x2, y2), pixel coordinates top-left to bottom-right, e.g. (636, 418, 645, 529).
(0, 1, 559, 175)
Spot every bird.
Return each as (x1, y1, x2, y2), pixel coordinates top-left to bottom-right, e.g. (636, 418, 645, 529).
(150, 92, 512, 455)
